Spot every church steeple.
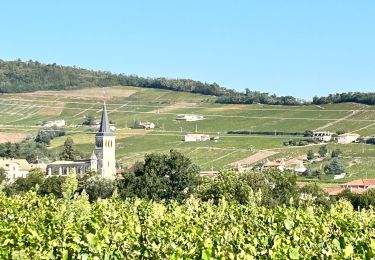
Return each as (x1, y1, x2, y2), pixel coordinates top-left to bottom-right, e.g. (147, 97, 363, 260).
(97, 102, 113, 136)
(95, 102, 116, 179)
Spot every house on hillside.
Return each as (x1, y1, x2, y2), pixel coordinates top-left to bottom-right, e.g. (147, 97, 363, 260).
(43, 120, 66, 128)
(176, 114, 204, 121)
(262, 159, 285, 172)
(285, 159, 307, 173)
(184, 134, 210, 142)
(324, 179, 375, 195)
(134, 121, 155, 129)
(313, 131, 332, 142)
(337, 133, 360, 144)
(0, 158, 31, 182)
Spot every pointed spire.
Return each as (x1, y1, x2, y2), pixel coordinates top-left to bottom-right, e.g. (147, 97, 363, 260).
(97, 102, 114, 136)
(90, 150, 97, 160)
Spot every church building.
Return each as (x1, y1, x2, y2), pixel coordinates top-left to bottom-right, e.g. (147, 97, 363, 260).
(46, 102, 116, 179)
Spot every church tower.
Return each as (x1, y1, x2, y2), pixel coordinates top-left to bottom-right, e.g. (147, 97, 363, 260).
(95, 102, 116, 179)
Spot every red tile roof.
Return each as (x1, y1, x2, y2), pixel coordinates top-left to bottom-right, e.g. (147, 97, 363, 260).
(340, 179, 375, 188)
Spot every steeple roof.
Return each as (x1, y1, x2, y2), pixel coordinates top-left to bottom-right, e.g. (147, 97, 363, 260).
(90, 150, 97, 160)
(97, 102, 114, 136)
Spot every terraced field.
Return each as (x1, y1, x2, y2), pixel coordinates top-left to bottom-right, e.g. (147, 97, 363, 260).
(1, 86, 375, 178)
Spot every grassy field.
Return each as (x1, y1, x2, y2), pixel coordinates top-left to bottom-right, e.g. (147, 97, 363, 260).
(1, 85, 375, 178)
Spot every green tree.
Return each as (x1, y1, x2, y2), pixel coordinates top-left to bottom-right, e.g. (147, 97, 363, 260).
(331, 149, 342, 158)
(4, 168, 45, 196)
(118, 150, 200, 201)
(39, 176, 65, 197)
(318, 145, 328, 158)
(324, 158, 345, 175)
(0, 167, 7, 183)
(83, 115, 96, 126)
(307, 150, 314, 161)
(85, 175, 116, 201)
(303, 130, 313, 137)
(358, 188, 375, 209)
(60, 137, 78, 161)
(299, 183, 330, 208)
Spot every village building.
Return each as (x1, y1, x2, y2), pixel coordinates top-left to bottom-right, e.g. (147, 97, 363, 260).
(337, 133, 360, 144)
(46, 102, 117, 179)
(0, 158, 31, 182)
(313, 131, 332, 142)
(134, 121, 155, 129)
(324, 179, 375, 195)
(176, 114, 204, 121)
(262, 159, 285, 172)
(184, 134, 210, 142)
(285, 159, 307, 173)
(43, 119, 66, 128)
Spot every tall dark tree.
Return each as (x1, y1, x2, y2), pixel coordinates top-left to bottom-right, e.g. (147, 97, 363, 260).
(60, 137, 78, 161)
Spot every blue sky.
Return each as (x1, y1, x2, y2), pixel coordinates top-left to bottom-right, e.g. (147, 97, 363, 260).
(1, 1, 374, 99)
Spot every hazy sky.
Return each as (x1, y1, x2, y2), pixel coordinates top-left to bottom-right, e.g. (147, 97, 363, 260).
(1, 1, 374, 99)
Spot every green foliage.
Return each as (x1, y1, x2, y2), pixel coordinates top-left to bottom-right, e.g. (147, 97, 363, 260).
(82, 115, 96, 126)
(60, 137, 79, 161)
(62, 172, 78, 199)
(118, 150, 200, 201)
(331, 148, 342, 158)
(313, 92, 375, 105)
(338, 189, 375, 209)
(35, 128, 65, 145)
(299, 183, 330, 208)
(39, 176, 65, 198)
(201, 169, 298, 207)
(84, 175, 116, 201)
(324, 158, 346, 175)
(0, 140, 50, 163)
(4, 169, 45, 196)
(0, 59, 224, 97)
(318, 145, 328, 157)
(0, 167, 6, 183)
(307, 150, 314, 161)
(0, 192, 374, 259)
(303, 130, 314, 137)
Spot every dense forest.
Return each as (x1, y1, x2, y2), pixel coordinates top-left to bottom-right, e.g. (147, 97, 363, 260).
(313, 92, 375, 105)
(0, 59, 302, 105)
(1, 59, 374, 106)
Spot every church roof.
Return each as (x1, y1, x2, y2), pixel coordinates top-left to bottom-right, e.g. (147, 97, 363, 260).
(97, 102, 114, 136)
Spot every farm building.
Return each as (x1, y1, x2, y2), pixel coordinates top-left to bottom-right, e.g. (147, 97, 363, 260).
(176, 114, 204, 121)
(313, 131, 332, 142)
(337, 133, 360, 144)
(184, 134, 210, 142)
(134, 121, 155, 129)
(43, 119, 66, 128)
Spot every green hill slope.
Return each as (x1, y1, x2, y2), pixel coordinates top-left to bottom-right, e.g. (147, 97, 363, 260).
(1, 86, 375, 180)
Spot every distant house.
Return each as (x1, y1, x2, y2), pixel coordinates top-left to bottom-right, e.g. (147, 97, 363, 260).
(285, 159, 307, 173)
(262, 159, 285, 172)
(176, 114, 204, 121)
(324, 179, 375, 195)
(184, 134, 210, 142)
(337, 133, 360, 144)
(43, 119, 65, 128)
(134, 121, 155, 129)
(313, 131, 332, 142)
(0, 158, 31, 182)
